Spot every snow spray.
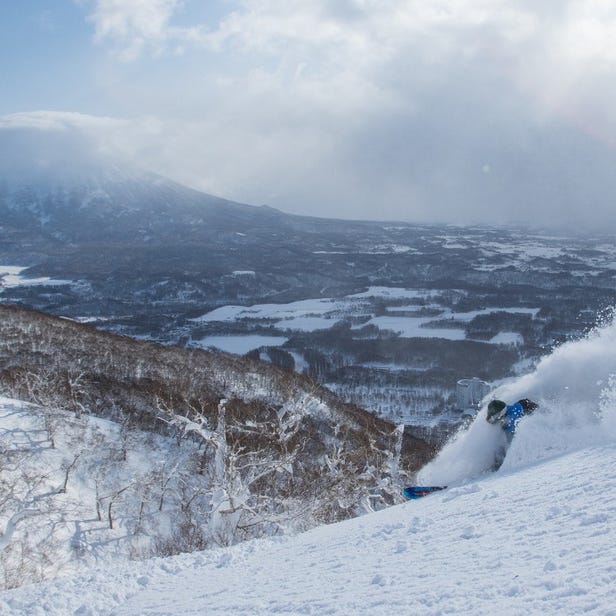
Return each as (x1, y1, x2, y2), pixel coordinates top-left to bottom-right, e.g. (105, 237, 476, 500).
(418, 313, 616, 486)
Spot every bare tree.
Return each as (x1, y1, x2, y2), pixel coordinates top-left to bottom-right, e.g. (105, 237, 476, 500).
(0, 509, 38, 552)
(157, 397, 302, 547)
(104, 483, 133, 530)
(59, 452, 82, 494)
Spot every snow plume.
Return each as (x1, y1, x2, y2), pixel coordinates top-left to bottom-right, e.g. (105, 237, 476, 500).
(419, 313, 616, 485)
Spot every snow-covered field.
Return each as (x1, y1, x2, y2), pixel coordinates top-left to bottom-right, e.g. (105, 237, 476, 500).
(0, 266, 71, 290)
(191, 287, 540, 353)
(2, 447, 614, 615)
(359, 315, 467, 340)
(1, 318, 615, 615)
(194, 335, 289, 355)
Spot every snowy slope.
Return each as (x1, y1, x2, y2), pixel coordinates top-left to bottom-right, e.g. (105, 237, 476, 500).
(0, 397, 211, 587)
(1, 444, 614, 615)
(2, 319, 615, 615)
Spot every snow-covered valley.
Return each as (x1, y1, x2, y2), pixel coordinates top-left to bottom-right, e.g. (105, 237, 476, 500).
(2, 153, 615, 431)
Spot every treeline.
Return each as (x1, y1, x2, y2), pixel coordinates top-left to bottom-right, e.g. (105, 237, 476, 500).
(287, 327, 519, 385)
(0, 304, 434, 467)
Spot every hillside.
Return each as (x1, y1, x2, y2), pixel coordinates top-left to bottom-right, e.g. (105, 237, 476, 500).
(0, 303, 432, 587)
(1, 315, 614, 613)
(2, 419, 615, 614)
(0, 304, 432, 464)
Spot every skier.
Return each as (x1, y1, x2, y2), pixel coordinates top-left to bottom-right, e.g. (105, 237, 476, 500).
(486, 398, 538, 469)
(486, 398, 538, 434)
(403, 398, 540, 500)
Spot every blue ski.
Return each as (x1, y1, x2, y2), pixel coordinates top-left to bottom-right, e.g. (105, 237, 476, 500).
(402, 485, 447, 500)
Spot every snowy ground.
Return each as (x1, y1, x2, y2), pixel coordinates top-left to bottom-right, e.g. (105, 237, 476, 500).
(0, 266, 71, 290)
(1, 318, 615, 615)
(190, 287, 540, 353)
(194, 334, 289, 355)
(1, 444, 614, 615)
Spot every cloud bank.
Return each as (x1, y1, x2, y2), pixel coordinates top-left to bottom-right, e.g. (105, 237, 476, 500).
(7, 2, 616, 230)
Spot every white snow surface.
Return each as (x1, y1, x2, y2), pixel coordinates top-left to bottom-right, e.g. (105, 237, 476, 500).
(191, 289, 540, 343)
(489, 331, 523, 345)
(191, 298, 344, 324)
(194, 335, 288, 354)
(2, 319, 616, 615)
(0, 265, 71, 289)
(2, 447, 615, 615)
(361, 315, 467, 340)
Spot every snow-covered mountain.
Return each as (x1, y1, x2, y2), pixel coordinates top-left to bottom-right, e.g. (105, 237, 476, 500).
(2, 317, 614, 615)
(0, 126, 283, 244)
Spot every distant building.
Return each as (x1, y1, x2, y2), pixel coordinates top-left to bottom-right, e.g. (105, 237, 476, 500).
(456, 377, 490, 412)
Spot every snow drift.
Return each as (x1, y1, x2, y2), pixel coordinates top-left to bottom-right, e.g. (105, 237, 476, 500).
(419, 314, 616, 485)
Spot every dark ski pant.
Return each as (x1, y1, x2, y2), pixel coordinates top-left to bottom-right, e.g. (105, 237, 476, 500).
(492, 431, 515, 471)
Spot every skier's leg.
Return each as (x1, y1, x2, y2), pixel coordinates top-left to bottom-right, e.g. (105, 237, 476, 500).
(491, 432, 514, 471)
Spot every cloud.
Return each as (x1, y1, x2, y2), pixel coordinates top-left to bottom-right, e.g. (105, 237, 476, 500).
(81, 0, 616, 137)
(84, 0, 201, 60)
(15, 2, 616, 231)
(83, 0, 616, 128)
(188, 2, 616, 228)
(89, 0, 179, 40)
(0, 110, 122, 132)
(207, 1, 616, 131)
(0, 111, 135, 184)
(511, 1, 616, 146)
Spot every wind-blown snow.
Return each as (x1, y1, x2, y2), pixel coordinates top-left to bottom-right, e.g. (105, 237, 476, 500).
(1, 318, 615, 615)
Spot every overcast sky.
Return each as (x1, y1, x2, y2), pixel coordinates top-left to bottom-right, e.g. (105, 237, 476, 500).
(1, 1, 616, 230)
